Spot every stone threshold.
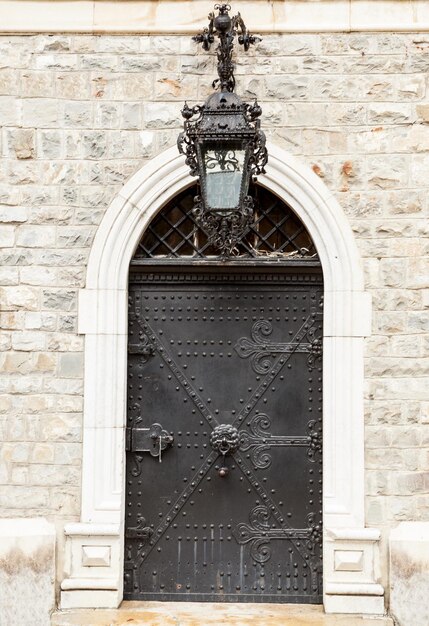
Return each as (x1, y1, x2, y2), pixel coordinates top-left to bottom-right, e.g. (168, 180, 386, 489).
(51, 601, 394, 626)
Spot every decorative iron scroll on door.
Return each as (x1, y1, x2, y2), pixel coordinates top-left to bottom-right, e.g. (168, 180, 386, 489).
(234, 317, 322, 374)
(233, 506, 321, 564)
(239, 414, 322, 469)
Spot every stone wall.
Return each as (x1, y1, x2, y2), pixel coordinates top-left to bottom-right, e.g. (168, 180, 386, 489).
(0, 32, 428, 583)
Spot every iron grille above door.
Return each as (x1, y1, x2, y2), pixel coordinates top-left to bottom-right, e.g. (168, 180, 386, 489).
(132, 184, 319, 262)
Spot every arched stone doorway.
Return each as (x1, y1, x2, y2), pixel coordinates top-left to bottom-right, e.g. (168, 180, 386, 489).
(61, 144, 384, 614)
(124, 184, 323, 602)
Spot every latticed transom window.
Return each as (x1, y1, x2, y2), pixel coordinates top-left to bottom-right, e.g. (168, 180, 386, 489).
(132, 184, 319, 262)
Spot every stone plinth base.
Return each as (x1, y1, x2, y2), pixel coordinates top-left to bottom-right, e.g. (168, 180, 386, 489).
(0, 518, 56, 626)
(60, 523, 122, 609)
(390, 522, 429, 626)
(324, 594, 385, 614)
(324, 528, 384, 615)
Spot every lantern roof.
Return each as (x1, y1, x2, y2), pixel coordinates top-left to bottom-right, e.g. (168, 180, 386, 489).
(183, 92, 261, 140)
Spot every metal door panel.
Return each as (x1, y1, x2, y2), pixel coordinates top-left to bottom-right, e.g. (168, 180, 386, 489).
(124, 268, 323, 603)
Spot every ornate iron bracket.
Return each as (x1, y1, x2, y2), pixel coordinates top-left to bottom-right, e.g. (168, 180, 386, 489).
(193, 3, 261, 92)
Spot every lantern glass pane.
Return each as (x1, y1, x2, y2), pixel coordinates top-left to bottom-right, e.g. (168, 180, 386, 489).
(202, 141, 246, 209)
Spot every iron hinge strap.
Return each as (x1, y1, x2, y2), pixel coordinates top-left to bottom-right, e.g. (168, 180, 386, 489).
(125, 426, 132, 452)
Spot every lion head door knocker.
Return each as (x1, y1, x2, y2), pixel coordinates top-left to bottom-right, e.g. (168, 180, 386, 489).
(209, 424, 240, 477)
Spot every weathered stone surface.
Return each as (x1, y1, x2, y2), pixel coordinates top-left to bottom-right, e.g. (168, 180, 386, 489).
(39, 413, 82, 442)
(64, 101, 93, 127)
(379, 259, 407, 288)
(0, 333, 12, 351)
(0, 518, 55, 626)
(57, 314, 77, 332)
(0, 205, 28, 222)
(136, 130, 156, 158)
(369, 378, 427, 401)
(0, 286, 39, 310)
(16, 225, 56, 248)
(12, 331, 45, 351)
(390, 335, 423, 357)
(0, 267, 19, 286)
(390, 522, 429, 626)
(58, 353, 84, 378)
(121, 102, 141, 129)
(42, 289, 77, 312)
(367, 156, 409, 189)
(407, 258, 429, 289)
(142, 102, 181, 128)
(0, 95, 21, 125)
(6, 129, 35, 159)
(0, 225, 15, 247)
(21, 71, 55, 97)
(20, 266, 57, 286)
(416, 103, 429, 122)
(22, 98, 60, 128)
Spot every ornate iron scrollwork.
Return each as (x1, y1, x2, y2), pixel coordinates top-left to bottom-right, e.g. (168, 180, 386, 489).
(307, 420, 322, 460)
(233, 505, 318, 564)
(239, 414, 322, 469)
(128, 331, 155, 365)
(235, 317, 323, 374)
(192, 193, 254, 256)
(192, 4, 261, 94)
(240, 414, 305, 469)
(125, 513, 154, 541)
(306, 512, 323, 551)
(307, 325, 323, 370)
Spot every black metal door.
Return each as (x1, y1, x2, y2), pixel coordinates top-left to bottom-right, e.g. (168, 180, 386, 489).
(124, 267, 323, 603)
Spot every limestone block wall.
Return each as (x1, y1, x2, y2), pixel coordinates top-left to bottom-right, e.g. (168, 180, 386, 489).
(0, 32, 428, 585)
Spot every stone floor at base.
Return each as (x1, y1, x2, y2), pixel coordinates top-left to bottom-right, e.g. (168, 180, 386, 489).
(51, 602, 394, 626)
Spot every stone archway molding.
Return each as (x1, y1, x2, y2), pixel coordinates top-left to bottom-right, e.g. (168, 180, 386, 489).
(61, 144, 384, 614)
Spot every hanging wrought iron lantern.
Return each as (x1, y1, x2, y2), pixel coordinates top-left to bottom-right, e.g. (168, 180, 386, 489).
(178, 4, 268, 255)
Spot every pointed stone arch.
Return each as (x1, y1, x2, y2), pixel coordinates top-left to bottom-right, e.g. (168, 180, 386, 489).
(61, 144, 384, 614)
